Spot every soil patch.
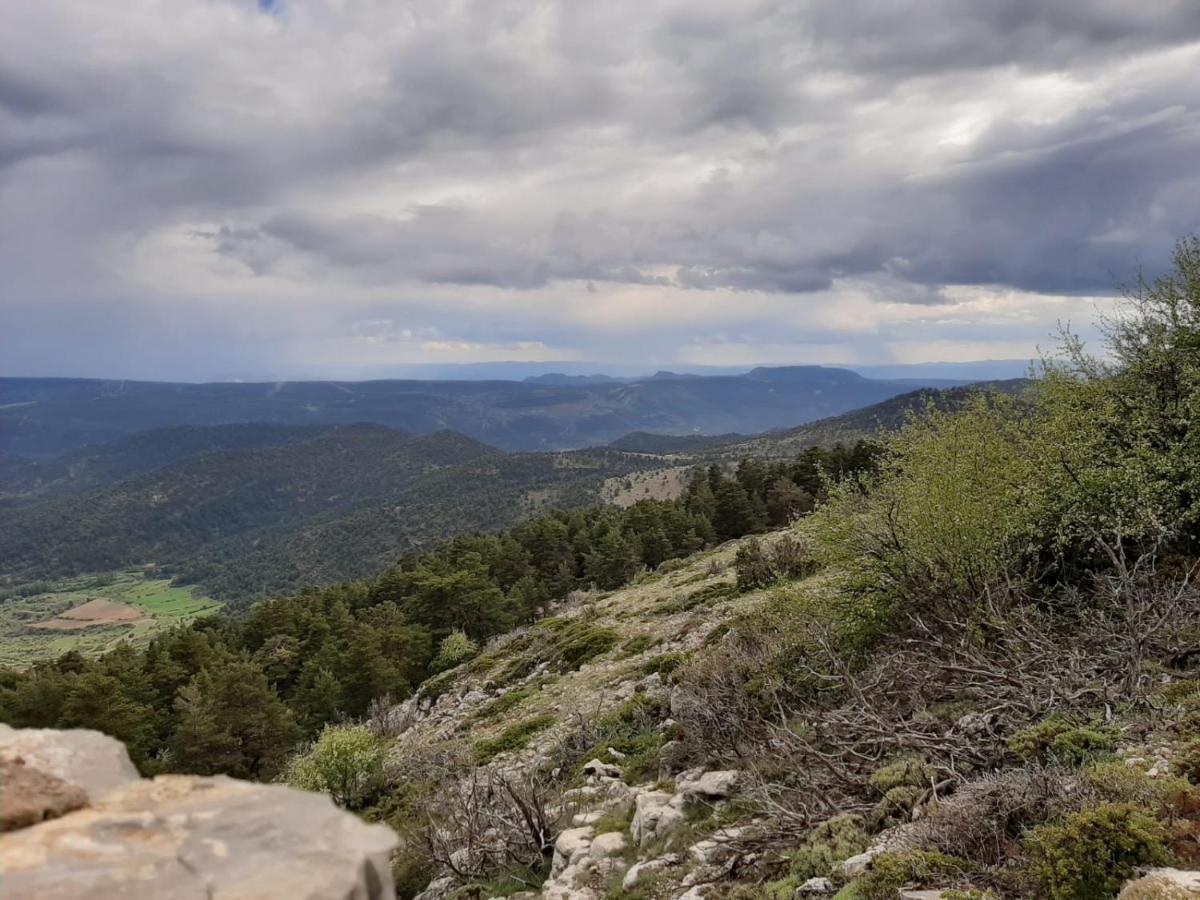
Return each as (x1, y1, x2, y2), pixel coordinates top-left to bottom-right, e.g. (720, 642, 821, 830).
(31, 598, 147, 631)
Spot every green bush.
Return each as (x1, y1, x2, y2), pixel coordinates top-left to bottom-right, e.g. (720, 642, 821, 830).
(473, 714, 556, 763)
(555, 625, 620, 670)
(641, 651, 690, 678)
(1009, 716, 1116, 766)
(430, 630, 480, 673)
(834, 850, 971, 900)
(1023, 803, 1172, 900)
(285, 724, 388, 809)
(1171, 739, 1200, 783)
(788, 813, 870, 881)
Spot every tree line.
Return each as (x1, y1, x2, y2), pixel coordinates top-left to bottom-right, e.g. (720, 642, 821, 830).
(0, 442, 878, 779)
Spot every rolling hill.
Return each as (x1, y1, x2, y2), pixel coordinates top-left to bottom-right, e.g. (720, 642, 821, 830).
(0, 367, 960, 457)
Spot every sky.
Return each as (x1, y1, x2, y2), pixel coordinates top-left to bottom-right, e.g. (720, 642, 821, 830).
(2, 1, 1200, 381)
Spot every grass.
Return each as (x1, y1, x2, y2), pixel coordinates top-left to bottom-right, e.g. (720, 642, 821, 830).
(0, 570, 222, 668)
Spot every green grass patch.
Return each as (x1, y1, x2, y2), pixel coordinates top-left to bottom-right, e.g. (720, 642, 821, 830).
(473, 714, 557, 763)
(0, 571, 222, 668)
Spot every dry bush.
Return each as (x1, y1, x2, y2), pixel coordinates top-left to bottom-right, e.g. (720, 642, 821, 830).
(671, 555, 1200, 838)
(387, 738, 571, 885)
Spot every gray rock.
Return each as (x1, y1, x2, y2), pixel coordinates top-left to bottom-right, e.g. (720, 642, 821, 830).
(842, 851, 876, 878)
(551, 825, 594, 876)
(0, 773, 399, 899)
(589, 831, 627, 859)
(582, 758, 623, 780)
(677, 770, 740, 800)
(796, 876, 836, 895)
(0, 724, 139, 803)
(1119, 868, 1200, 897)
(631, 789, 685, 846)
(623, 853, 681, 890)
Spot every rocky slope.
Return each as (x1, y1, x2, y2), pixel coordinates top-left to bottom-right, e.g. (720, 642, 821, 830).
(374, 531, 1200, 900)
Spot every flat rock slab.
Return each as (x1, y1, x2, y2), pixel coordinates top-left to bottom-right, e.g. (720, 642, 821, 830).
(0, 774, 399, 900)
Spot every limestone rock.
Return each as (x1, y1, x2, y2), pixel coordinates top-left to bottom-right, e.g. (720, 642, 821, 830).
(589, 830, 627, 859)
(1119, 868, 1200, 898)
(0, 773, 399, 899)
(0, 723, 139, 802)
(623, 853, 681, 890)
(552, 825, 595, 876)
(0, 758, 87, 832)
(631, 789, 685, 846)
(582, 758, 623, 780)
(842, 851, 875, 878)
(796, 876, 836, 895)
(677, 769, 740, 801)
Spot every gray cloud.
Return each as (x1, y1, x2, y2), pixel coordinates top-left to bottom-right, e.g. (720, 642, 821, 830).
(1, 0, 1198, 379)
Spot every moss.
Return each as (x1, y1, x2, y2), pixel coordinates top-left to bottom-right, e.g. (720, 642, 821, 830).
(472, 714, 557, 763)
(1162, 679, 1200, 704)
(1023, 802, 1172, 900)
(1008, 715, 1116, 766)
(941, 891, 1000, 900)
(788, 813, 870, 882)
(869, 756, 934, 794)
(1084, 761, 1192, 807)
(836, 850, 972, 900)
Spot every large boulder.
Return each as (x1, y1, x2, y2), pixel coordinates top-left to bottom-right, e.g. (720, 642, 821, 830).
(0, 773, 398, 899)
(0, 723, 139, 802)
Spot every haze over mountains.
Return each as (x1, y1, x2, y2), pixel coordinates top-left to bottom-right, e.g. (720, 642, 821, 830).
(0, 364, 979, 459)
(0, 372, 1025, 599)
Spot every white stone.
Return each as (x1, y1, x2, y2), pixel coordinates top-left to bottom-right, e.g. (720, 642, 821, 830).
(582, 758, 623, 780)
(551, 826, 594, 876)
(842, 851, 876, 878)
(1119, 868, 1200, 897)
(589, 831, 627, 859)
(796, 878, 835, 894)
(677, 770, 740, 801)
(622, 853, 681, 890)
(631, 790, 686, 846)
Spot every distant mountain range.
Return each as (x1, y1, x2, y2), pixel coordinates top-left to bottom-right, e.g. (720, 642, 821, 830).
(0, 366, 964, 458)
(0, 378, 1031, 600)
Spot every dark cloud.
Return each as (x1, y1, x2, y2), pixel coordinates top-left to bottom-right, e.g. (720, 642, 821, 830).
(1, 0, 1198, 378)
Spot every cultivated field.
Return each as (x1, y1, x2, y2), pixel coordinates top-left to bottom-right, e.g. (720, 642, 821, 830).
(0, 571, 223, 667)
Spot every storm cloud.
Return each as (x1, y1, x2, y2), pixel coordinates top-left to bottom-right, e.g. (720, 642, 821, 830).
(2, 0, 1199, 379)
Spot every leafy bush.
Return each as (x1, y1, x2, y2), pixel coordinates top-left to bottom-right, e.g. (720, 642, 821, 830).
(734, 535, 818, 592)
(1172, 739, 1200, 784)
(1009, 716, 1116, 766)
(1023, 803, 1172, 900)
(430, 630, 480, 673)
(554, 625, 620, 671)
(641, 651, 690, 678)
(286, 724, 387, 809)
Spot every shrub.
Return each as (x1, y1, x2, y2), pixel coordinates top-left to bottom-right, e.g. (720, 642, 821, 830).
(555, 625, 620, 670)
(808, 395, 1042, 614)
(1008, 716, 1116, 766)
(285, 724, 388, 809)
(1172, 739, 1200, 783)
(734, 535, 817, 592)
(835, 850, 971, 900)
(789, 813, 870, 881)
(1023, 803, 1172, 900)
(641, 651, 690, 678)
(472, 714, 556, 763)
(430, 630, 480, 673)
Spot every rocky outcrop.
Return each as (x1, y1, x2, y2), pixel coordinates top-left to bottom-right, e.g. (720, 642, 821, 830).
(0, 727, 398, 900)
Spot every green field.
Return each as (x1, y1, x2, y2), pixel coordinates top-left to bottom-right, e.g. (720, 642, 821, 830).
(0, 571, 223, 668)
